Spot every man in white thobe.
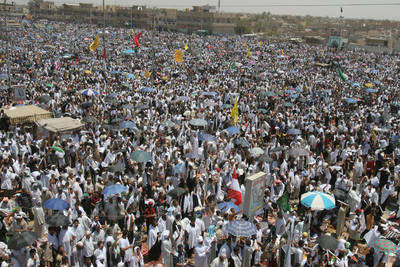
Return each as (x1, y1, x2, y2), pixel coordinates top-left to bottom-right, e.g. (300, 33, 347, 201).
(147, 223, 159, 251)
(161, 230, 173, 267)
(195, 236, 210, 267)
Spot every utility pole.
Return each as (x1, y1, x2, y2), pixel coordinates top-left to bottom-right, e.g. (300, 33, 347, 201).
(0, 0, 14, 93)
(102, 0, 107, 92)
(130, 6, 133, 28)
(151, 9, 156, 84)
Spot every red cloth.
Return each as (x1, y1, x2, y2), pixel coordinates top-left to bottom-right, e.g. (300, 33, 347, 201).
(134, 32, 143, 47)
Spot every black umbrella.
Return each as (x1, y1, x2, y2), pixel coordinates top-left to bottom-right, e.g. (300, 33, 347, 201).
(109, 163, 125, 173)
(317, 235, 339, 251)
(81, 102, 93, 109)
(258, 153, 273, 163)
(37, 94, 51, 104)
(47, 213, 70, 227)
(167, 187, 186, 198)
(8, 231, 37, 250)
(270, 146, 285, 153)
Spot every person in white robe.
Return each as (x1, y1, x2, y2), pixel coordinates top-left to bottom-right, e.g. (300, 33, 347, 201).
(195, 236, 210, 267)
(210, 250, 228, 267)
(161, 230, 173, 267)
(147, 223, 159, 251)
(32, 202, 46, 239)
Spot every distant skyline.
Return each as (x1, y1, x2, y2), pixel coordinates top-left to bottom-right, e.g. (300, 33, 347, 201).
(14, 0, 400, 21)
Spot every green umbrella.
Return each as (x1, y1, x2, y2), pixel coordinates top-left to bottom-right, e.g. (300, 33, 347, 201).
(222, 104, 232, 109)
(51, 145, 64, 153)
(167, 187, 186, 198)
(46, 83, 53, 88)
(258, 108, 268, 114)
(283, 102, 293, 107)
(262, 91, 276, 97)
(130, 150, 152, 163)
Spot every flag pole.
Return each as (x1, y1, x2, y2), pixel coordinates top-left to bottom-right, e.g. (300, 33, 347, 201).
(102, 0, 107, 93)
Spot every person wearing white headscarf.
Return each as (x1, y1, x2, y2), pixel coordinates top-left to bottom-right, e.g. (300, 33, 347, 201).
(195, 236, 210, 267)
(161, 230, 173, 267)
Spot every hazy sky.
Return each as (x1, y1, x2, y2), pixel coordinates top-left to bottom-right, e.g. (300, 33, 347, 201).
(15, 0, 400, 21)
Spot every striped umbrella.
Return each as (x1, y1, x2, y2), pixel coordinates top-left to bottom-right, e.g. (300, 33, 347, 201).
(224, 220, 257, 237)
(300, 191, 335, 211)
(374, 239, 397, 255)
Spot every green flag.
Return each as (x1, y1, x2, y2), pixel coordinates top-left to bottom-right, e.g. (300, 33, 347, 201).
(277, 190, 290, 212)
(337, 67, 348, 82)
(232, 62, 236, 70)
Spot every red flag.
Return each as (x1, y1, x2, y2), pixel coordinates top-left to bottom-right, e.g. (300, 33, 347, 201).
(228, 170, 242, 205)
(103, 48, 107, 62)
(134, 32, 143, 47)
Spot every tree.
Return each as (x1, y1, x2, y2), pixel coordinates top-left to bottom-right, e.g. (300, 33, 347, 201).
(235, 19, 251, 35)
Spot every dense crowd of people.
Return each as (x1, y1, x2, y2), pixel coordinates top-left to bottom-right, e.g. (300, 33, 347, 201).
(0, 18, 400, 267)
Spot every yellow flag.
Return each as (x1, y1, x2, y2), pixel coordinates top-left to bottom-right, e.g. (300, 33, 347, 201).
(131, 29, 135, 35)
(371, 130, 376, 142)
(243, 42, 247, 47)
(144, 69, 150, 78)
(247, 49, 252, 58)
(36, 52, 40, 64)
(174, 49, 183, 63)
(89, 36, 100, 52)
(281, 49, 285, 55)
(259, 41, 263, 46)
(184, 43, 188, 51)
(231, 97, 239, 124)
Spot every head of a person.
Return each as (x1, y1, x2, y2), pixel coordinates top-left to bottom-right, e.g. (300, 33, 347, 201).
(73, 219, 79, 227)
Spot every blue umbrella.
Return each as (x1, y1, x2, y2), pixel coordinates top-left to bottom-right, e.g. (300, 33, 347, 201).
(102, 184, 128, 196)
(119, 121, 136, 129)
(234, 138, 250, 148)
(0, 73, 9, 80)
(173, 163, 185, 175)
(200, 91, 218, 97)
(109, 70, 121, 75)
(43, 198, 69, 210)
(130, 150, 152, 163)
(225, 126, 240, 135)
(218, 202, 240, 213)
(345, 98, 357, 104)
(81, 89, 99, 96)
(198, 132, 217, 142)
(189, 118, 207, 127)
(126, 73, 135, 79)
(141, 87, 156, 93)
(353, 82, 361, 87)
(224, 220, 257, 237)
(365, 88, 377, 93)
(301, 191, 335, 210)
(123, 49, 135, 55)
(287, 129, 301, 135)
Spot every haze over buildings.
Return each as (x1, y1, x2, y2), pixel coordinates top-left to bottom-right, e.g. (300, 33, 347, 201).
(10, 0, 400, 21)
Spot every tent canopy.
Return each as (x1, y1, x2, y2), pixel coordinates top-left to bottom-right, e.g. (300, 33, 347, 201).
(37, 117, 83, 133)
(3, 105, 52, 124)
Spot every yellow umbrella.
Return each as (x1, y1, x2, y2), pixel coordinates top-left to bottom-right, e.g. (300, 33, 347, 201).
(365, 83, 373, 88)
(84, 70, 93, 75)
